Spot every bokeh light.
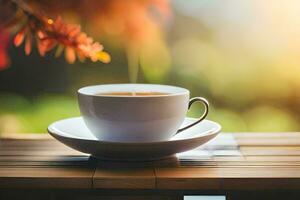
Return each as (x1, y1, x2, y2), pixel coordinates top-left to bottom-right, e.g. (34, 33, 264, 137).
(1, 0, 300, 134)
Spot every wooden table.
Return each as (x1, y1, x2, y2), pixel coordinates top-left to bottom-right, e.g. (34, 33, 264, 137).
(1, 133, 300, 200)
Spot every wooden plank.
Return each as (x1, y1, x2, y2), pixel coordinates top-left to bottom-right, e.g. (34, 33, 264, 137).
(0, 156, 91, 167)
(156, 166, 300, 190)
(221, 165, 300, 177)
(220, 167, 300, 190)
(240, 146, 300, 156)
(233, 132, 300, 146)
(217, 161, 300, 167)
(214, 156, 246, 161)
(236, 138, 300, 146)
(0, 139, 87, 156)
(0, 137, 96, 189)
(245, 156, 300, 161)
(233, 132, 300, 138)
(0, 155, 89, 162)
(241, 146, 300, 150)
(0, 149, 86, 156)
(215, 160, 300, 166)
(155, 167, 221, 190)
(241, 148, 300, 156)
(93, 161, 156, 189)
(0, 166, 95, 189)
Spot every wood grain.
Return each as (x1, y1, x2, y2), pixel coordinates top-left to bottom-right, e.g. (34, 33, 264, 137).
(0, 167, 94, 188)
(93, 162, 156, 189)
(155, 167, 221, 190)
(1, 132, 300, 192)
(0, 136, 95, 189)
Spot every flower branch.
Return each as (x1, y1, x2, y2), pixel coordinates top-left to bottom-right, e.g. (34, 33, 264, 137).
(3, 0, 110, 64)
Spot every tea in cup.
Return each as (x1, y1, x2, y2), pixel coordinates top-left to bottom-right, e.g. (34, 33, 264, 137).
(78, 84, 209, 142)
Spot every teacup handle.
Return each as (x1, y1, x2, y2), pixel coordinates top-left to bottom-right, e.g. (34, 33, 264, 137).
(176, 97, 209, 134)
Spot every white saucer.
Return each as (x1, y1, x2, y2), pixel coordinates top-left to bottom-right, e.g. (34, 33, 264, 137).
(47, 117, 221, 160)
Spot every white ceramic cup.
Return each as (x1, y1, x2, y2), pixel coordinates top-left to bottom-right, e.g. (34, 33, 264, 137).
(78, 84, 209, 142)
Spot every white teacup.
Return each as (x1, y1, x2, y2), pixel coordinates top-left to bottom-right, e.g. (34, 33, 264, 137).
(78, 84, 209, 142)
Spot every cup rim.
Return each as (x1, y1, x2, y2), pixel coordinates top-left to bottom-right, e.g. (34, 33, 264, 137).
(78, 84, 189, 98)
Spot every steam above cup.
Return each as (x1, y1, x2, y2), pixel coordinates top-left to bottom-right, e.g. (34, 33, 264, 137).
(78, 84, 209, 142)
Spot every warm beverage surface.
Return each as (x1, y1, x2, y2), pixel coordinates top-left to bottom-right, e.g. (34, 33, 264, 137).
(96, 92, 170, 96)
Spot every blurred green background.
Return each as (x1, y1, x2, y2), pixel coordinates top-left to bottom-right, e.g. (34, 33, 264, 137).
(0, 0, 300, 134)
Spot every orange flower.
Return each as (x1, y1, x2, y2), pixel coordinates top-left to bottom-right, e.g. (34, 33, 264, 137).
(13, 15, 110, 64)
(0, 0, 110, 65)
